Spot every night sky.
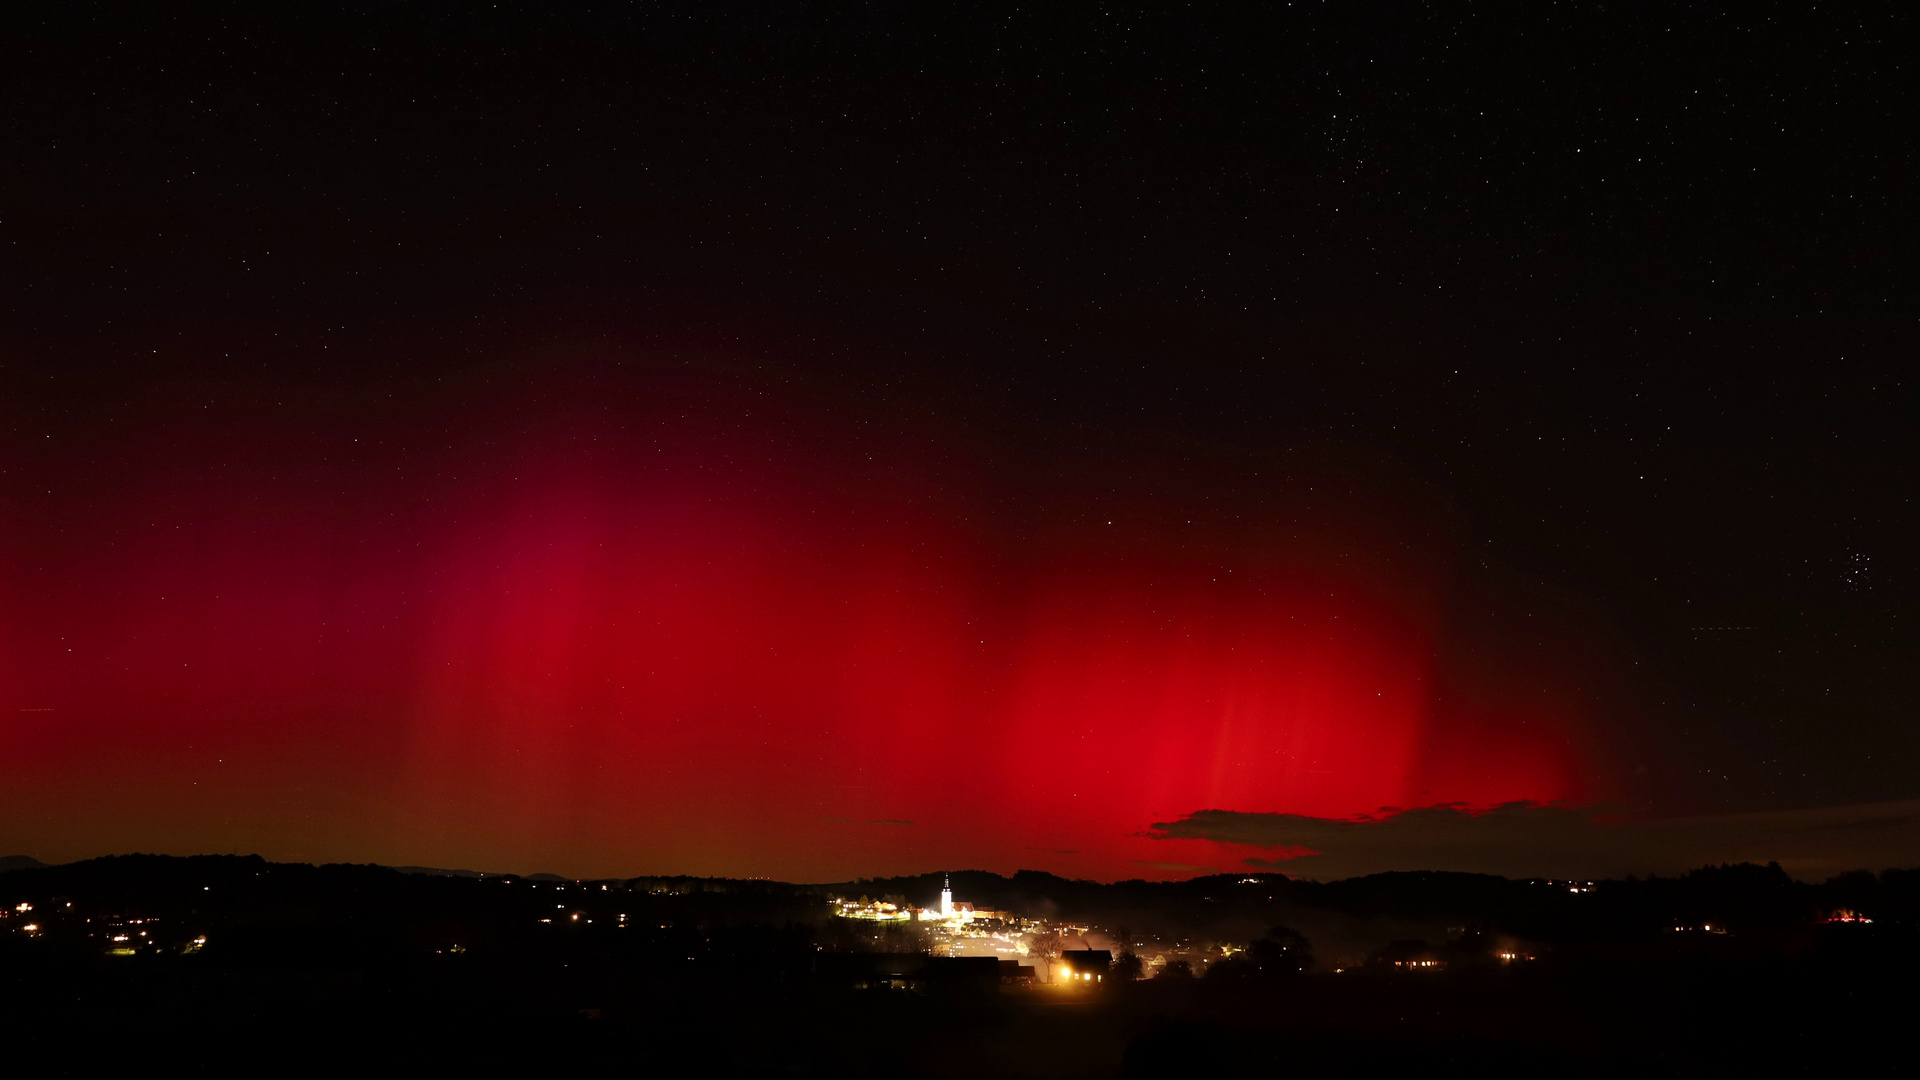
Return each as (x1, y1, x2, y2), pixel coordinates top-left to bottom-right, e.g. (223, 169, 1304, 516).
(2, 3, 1912, 881)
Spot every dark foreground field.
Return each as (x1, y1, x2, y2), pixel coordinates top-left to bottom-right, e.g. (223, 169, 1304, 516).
(4, 952, 1909, 1077)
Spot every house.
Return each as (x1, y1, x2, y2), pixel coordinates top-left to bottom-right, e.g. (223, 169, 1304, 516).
(815, 951, 925, 990)
(1057, 948, 1113, 982)
(922, 955, 1001, 994)
(998, 959, 1036, 985)
(1371, 939, 1446, 971)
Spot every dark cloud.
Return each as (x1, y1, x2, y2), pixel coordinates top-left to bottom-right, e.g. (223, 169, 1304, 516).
(1145, 801, 1920, 881)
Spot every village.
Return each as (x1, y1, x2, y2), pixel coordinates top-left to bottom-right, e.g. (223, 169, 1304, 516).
(829, 876, 1231, 986)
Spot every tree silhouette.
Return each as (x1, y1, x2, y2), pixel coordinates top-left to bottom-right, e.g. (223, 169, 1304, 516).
(1244, 925, 1312, 980)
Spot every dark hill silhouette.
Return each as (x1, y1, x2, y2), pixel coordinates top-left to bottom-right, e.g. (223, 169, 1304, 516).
(390, 865, 498, 879)
(1, 853, 1916, 1073)
(0, 855, 47, 873)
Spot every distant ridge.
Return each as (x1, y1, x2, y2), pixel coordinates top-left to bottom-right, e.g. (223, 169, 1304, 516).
(390, 865, 496, 879)
(388, 865, 573, 881)
(0, 855, 47, 873)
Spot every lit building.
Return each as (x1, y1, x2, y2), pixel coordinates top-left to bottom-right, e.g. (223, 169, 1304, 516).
(1372, 939, 1447, 971)
(830, 896, 912, 921)
(1058, 948, 1113, 983)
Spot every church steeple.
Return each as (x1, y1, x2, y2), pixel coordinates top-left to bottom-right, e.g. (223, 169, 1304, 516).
(939, 874, 953, 918)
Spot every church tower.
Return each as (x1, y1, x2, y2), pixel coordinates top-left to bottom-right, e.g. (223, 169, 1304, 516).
(940, 874, 953, 919)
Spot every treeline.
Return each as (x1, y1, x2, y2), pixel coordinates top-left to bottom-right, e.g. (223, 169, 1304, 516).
(839, 862, 1920, 939)
(9, 856, 1920, 960)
